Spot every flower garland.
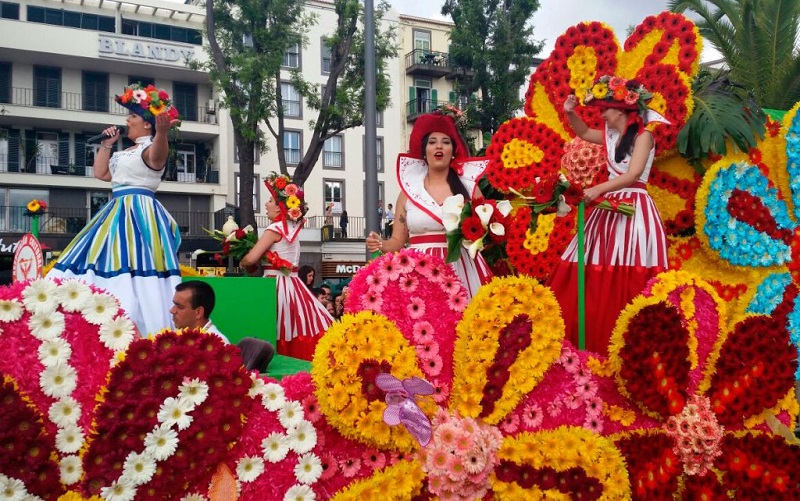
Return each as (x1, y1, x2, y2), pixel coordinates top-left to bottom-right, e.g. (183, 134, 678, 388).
(266, 172, 308, 223)
(491, 427, 630, 500)
(451, 276, 564, 425)
(116, 83, 180, 124)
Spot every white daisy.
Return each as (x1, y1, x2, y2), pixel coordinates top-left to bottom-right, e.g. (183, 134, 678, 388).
(236, 455, 265, 483)
(0, 474, 26, 501)
(121, 451, 157, 486)
(55, 280, 92, 312)
(55, 423, 85, 454)
(283, 484, 315, 501)
(21, 495, 45, 501)
(59, 455, 82, 485)
(100, 478, 136, 501)
(262, 383, 286, 411)
(21, 279, 59, 315)
(49, 396, 82, 427)
(278, 400, 304, 429)
(287, 421, 317, 454)
(180, 494, 208, 501)
(98, 316, 136, 352)
(38, 338, 72, 367)
(248, 374, 267, 398)
(83, 293, 119, 325)
(143, 424, 179, 461)
(28, 310, 65, 341)
(261, 432, 290, 462)
(0, 299, 24, 323)
(178, 379, 209, 406)
(157, 397, 194, 430)
(39, 363, 78, 399)
(294, 453, 322, 485)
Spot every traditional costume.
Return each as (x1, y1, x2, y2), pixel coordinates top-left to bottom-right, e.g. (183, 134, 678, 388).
(398, 112, 493, 298)
(548, 76, 669, 354)
(49, 84, 181, 337)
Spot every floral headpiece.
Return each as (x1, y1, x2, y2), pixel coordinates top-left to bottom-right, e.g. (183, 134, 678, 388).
(583, 75, 653, 113)
(265, 172, 308, 224)
(408, 110, 470, 165)
(115, 83, 180, 127)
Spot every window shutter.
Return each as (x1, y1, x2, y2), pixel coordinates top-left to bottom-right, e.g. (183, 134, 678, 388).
(449, 91, 456, 103)
(431, 89, 438, 108)
(8, 129, 19, 172)
(196, 143, 208, 180)
(408, 86, 415, 115)
(58, 132, 69, 167)
(75, 134, 87, 168)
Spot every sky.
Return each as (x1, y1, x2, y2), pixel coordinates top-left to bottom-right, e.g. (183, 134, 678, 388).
(390, 0, 721, 62)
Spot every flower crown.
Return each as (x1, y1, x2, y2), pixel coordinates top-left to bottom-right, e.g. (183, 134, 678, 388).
(583, 75, 653, 113)
(265, 172, 308, 223)
(116, 83, 181, 126)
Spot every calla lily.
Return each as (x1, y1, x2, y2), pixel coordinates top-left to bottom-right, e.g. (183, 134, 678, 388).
(556, 195, 572, 217)
(474, 204, 494, 228)
(442, 213, 461, 233)
(225, 232, 239, 242)
(242, 225, 254, 233)
(496, 200, 513, 218)
(489, 222, 505, 236)
(441, 194, 465, 216)
(464, 237, 484, 259)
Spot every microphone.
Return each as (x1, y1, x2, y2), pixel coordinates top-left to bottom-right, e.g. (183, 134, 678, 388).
(87, 126, 125, 144)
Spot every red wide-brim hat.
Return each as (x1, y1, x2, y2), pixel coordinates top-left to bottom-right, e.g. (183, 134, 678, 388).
(585, 99, 640, 112)
(408, 111, 469, 161)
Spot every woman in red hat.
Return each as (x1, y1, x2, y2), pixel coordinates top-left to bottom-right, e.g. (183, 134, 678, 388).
(366, 111, 493, 298)
(240, 173, 333, 360)
(548, 75, 669, 355)
(48, 83, 182, 337)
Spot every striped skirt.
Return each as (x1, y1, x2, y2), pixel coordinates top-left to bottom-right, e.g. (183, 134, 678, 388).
(409, 233, 493, 299)
(548, 185, 667, 355)
(48, 188, 182, 337)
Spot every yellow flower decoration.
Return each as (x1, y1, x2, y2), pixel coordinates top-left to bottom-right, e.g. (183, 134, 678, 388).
(331, 460, 425, 500)
(149, 102, 165, 115)
(27, 200, 41, 212)
(590, 81, 609, 100)
(285, 195, 301, 209)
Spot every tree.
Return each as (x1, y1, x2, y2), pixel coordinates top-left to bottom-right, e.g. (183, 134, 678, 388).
(269, 0, 396, 186)
(442, 0, 544, 144)
(200, 0, 311, 228)
(669, 0, 800, 110)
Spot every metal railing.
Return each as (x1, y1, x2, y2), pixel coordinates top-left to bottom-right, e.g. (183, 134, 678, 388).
(405, 49, 450, 69)
(405, 98, 452, 121)
(5, 87, 215, 123)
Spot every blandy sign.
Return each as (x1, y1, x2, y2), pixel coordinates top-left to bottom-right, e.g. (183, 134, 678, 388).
(98, 36, 195, 65)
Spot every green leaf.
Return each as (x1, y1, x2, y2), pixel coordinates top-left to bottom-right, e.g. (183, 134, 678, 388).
(446, 229, 464, 264)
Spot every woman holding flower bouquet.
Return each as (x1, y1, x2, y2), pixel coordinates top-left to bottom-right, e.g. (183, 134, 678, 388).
(548, 75, 669, 355)
(366, 111, 492, 298)
(48, 84, 182, 337)
(240, 174, 333, 360)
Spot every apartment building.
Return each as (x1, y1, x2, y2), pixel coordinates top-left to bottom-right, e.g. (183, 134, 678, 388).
(0, 0, 467, 283)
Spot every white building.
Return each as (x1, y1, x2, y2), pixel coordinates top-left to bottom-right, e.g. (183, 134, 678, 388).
(0, 0, 466, 284)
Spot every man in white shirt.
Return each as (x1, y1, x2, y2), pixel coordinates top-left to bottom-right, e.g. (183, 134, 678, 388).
(384, 203, 394, 238)
(171, 280, 230, 343)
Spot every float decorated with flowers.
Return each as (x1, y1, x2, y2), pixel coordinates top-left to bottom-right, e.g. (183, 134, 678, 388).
(1, 10, 800, 501)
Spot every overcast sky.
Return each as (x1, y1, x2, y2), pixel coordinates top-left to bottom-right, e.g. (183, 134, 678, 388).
(390, 0, 721, 62)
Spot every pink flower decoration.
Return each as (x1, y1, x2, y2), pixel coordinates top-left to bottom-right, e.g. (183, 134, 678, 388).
(412, 321, 434, 343)
(394, 253, 415, 274)
(362, 450, 386, 471)
(448, 292, 468, 312)
(379, 256, 400, 281)
(575, 379, 598, 398)
(564, 393, 582, 410)
(585, 396, 603, 418)
(339, 457, 361, 478)
(366, 273, 388, 292)
(431, 380, 450, 404)
(398, 275, 419, 294)
(415, 339, 440, 361)
(521, 403, 543, 429)
(547, 400, 563, 417)
(407, 297, 426, 319)
(422, 354, 443, 377)
(440, 277, 459, 295)
(361, 291, 383, 311)
(499, 413, 520, 434)
(301, 394, 321, 423)
(284, 184, 299, 196)
(584, 415, 604, 434)
(558, 349, 580, 374)
(319, 454, 339, 481)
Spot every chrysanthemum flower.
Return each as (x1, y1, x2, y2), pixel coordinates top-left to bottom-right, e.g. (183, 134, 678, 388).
(21, 279, 59, 315)
(40, 363, 78, 398)
(28, 310, 65, 341)
(83, 293, 119, 325)
(0, 474, 27, 499)
(282, 484, 315, 501)
(262, 432, 290, 463)
(278, 401, 304, 429)
(49, 397, 81, 427)
(55, 423, 84, 454)
(0, 299, 24, 322)
(59, 454, 83, 485)
(236, 456, 265, 483)
(261, 383, 286, 412)
(287, 421, 317, 454)
(157, 397, 194, 430)
(55, 279, 92, 312)
(98, 316, 136, 352)
(38, 338, 72, 367)
(143, 424, 179, 461)
(100, 478, 136, 501)
(178, 379, 209, 406)
(294, 453, 322, 484)
(121, 451, 157, 486)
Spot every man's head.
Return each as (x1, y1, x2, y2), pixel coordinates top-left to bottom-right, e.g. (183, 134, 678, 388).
(171, 281, 215, 330)
(320, 283, 332, 301)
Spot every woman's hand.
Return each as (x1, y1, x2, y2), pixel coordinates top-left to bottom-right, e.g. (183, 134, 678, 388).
(154, 112, 180, 133)
(563, 94, 579, 113)
(100, 126, 122, 147)
(366, 231, 383, 253)
(583, 186, 603, 203)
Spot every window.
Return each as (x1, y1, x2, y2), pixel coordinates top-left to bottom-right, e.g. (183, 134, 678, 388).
(412, 78, 434, 115)
(283, 130, 301, 165)
(173, 82, 197, 121)
(376, 109, 384, 128)
(7, 188, 48, 232)
(1, 2, 19, 20)
(320, 38, 331, 74)
(323, 135, 343, 169)
(128, 76, 155, 87)
(0, 62, 10, 104)
(283, 42, 300, 69)
(89, 191, 110, 217)
(34, 66, 60, 108)
(175, 144, 196, 182)
(235, 173, 259, 208)
(233, 144, 260, 164)
(82, 71, 108, 112)
(0, 129, 7, 172)
(413, 29, 432, 63)
(281, 82, 301, 118)
(363, 136, 384, 173)
(120, 18, 201, 45)
(27, 6, 113, 32)
(323, 179, 344, 214)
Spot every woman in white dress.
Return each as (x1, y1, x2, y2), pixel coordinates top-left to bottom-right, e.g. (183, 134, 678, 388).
(240, 174, 333, 360)
(48, 84, 181, 337)
(366, 111, 492, 298)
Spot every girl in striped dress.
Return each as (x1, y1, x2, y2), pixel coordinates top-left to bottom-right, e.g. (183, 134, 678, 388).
(48, 84, 182, 337)
(240, 174, 333, 360)
(548, 76, 669, 355)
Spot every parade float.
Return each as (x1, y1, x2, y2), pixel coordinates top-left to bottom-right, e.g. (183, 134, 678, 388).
(1, 11, 800, 500)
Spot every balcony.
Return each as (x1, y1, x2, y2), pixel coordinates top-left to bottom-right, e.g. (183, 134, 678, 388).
(405, 49, 451, 78)
(405, 98, 452, 122)
(0, 87, 217, 124)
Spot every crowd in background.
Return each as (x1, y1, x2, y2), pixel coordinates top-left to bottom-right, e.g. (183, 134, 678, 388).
(298, 265, 347, 319)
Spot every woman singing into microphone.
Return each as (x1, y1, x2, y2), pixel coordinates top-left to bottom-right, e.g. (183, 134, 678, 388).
(48, 83, 182, 337)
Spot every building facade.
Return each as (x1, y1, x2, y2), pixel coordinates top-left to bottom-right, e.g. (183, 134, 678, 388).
(0, 0, 467, 285)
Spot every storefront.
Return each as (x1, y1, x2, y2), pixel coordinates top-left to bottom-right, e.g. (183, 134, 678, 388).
(320, 260, 367, 293)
